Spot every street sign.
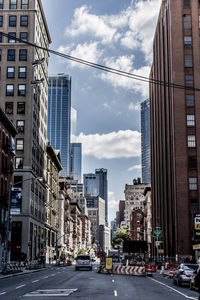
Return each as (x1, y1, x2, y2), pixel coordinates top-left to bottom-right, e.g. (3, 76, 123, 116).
(154, 230, 162, 238)
(195, 215, 200, 230)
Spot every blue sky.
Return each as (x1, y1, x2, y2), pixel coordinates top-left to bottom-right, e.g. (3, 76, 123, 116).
(41, 0, 161, 224)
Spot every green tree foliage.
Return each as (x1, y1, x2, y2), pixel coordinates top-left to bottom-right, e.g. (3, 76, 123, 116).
(112, 226, 131, 247)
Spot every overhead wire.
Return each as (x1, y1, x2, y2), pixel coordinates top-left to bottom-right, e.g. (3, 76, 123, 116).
(1, 31, 199, 92)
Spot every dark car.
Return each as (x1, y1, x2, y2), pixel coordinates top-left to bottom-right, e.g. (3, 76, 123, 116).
(173, 264, 198, 286)
(75, 255, 92, 271)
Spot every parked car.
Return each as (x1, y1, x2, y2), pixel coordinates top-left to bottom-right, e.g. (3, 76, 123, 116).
(173, 264, 198, 286)
(75, 255, 92, 271)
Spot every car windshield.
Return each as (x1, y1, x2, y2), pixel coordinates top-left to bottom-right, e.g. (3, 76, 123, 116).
(184, 264, 198, 270)
(77, 256, 90, 260)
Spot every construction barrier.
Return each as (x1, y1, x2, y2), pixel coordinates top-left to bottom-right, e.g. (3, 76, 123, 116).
(146, 265, 152, 276)
(113, 265, 146, 276)
(151, 265, 157, 272)
(169, 268, 175, 279)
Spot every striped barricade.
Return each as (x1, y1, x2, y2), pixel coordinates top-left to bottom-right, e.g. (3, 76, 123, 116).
(113, 265, 146, 276)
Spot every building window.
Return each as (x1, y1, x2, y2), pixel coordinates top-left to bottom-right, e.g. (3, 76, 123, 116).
(185, 55, 193, 67)
(189, 157, 197, 169)
(183, 0, 190, 8)
(8, 32, 16, 43)
(184, 15, 191, 29)
(16, 138, 24, 151)
(9, 15, 17, 26)
(0, 0, 3, 9)
(187, 115, 195, 127)
(15, 157, 23, 169)
(0, 16, 3, 26)
(0, 49, 1, 61)
(20, 15, 28, 26)
(18, 84, 26, 96)
(7, 49, 15, 61)
(186, 94, 194, 106)
(18, 66, 26, 78)
(0, 33, 2, 43)
(184, 36, 192, 47)
(17, 102, 25, 114)
(21, 0, 28, 9)
(6, 84, 14, 96)
(185, 75, 193, 87)
(20, 32, 28, 41)
(10, 0, 17, 9)
(189, 177, 197, 190)
(16, 120, 24, 133)
(5, 102, 13, 114)
(7, 67, 15, 78)
(19, 49, 27, 61)
(188, 135, 196, 147)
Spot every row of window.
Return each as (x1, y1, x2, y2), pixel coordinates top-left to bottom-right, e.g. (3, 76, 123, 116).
(5, 101, 25, 114)
(6, 84, 26, 96)
(0, 0, 29, 9)
(6, 49, 27, 61)
(0, 32, 28, 43)
(7, 66, 26, 78)
(0, 15, 28, 27)
(183, 0, 200, 9)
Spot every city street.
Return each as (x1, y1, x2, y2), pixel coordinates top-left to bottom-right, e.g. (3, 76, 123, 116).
(0, 265, 198, 300)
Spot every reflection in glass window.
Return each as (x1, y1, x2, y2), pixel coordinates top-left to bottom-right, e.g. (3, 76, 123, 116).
(5, 102, 13, 114)
(6, 84, 14, 96)
(15, 157, 23, 169)
(17, 102, 25, 114)
(18, 84, 26, 96)
(16, 120, 24, 133)
(16, 139, 24, 151)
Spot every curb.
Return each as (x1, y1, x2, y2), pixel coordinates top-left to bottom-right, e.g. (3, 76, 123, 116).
(0, 267, 49, 280)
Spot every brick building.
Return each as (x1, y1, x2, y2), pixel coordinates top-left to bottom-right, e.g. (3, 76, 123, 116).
(130, 209, 144, 241)
(150, 0, 200, 257)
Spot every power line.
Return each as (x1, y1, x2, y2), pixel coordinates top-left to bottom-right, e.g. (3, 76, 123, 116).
(1, 31, 199, 92)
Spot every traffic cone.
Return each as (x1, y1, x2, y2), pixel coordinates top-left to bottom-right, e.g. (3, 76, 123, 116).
(146, 264, 152, 276)
(169, 267, 175, 279)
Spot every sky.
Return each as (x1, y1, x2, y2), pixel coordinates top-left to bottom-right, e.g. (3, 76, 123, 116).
(41, 0, 162, 224)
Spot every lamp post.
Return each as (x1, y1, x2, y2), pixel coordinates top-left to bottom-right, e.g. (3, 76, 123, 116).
(4, 177, 44, 272)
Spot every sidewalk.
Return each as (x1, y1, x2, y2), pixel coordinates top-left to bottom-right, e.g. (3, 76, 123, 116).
(0, 264, 59, 280)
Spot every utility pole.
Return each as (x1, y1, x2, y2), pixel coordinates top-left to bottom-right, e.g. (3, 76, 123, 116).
(5, 184, 12, 267)
(56, 231, 58, 265)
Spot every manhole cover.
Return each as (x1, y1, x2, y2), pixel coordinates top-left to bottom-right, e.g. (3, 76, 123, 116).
(24, 289, 78, 297)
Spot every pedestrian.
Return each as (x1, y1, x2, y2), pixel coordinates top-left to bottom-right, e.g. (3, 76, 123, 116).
(195, 263, 200, 300)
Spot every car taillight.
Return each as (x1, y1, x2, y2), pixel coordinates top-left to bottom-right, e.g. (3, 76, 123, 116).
(181, 271, 186, 275)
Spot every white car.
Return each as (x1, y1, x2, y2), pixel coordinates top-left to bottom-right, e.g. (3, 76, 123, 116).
(75, 255, 92, 271)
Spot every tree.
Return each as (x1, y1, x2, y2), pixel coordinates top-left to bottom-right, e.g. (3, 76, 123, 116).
(112, 226, 131, 248)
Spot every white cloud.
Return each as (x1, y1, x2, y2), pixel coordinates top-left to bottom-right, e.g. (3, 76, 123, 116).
(102, 103, 110, 109)
(66, 5, 120, 44)
(128, 164, 141, 171)
(128, 102, 140, 111)
(108, 191, 119, 223)
(58, 41, 103, 68)
(75, 130, 141, 159)
(101, 56, 150, 97)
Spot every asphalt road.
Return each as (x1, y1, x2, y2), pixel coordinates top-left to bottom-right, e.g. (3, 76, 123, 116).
(0, 265, 199, 299)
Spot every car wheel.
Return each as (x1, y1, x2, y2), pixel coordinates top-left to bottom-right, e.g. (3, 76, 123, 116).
(90, 267, 92, 271)
(189, 281, 193, 290)
(173, 278, 176, 285)
(75, 267, 79, 271)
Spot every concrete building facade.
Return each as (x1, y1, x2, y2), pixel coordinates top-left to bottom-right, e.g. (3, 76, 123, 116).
(0, 0, 51, 260)
(150, 0, 200, 257)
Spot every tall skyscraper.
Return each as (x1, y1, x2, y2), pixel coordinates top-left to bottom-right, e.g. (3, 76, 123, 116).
(70, 143, 82, 182)
(0, 0, 51, 259)
(48, 74, 71, 177)
(150, 0, 200, 257)
(84, 168, 108, 225)
(141, 99, 151, 184)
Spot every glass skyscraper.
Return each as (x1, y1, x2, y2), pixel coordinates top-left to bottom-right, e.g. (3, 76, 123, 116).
(48, 74, 71, 177)
(141, 99, 151, 184)
(70, 143, 82, 182)
(84, 168, 108, 225)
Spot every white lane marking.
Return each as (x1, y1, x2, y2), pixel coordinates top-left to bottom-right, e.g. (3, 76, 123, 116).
(51, 274, 55, 276)
(114, 290, 117, 297)
(16, 284, 26, 289)
(0, 292, 6, 295)
(148, 277, 197, 299)
(42, 276, 49, 279)
(112, 280, 115, 283)
(32, 280, 39, 283)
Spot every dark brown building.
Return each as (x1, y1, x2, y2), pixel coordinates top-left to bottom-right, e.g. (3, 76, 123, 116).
(119, 200, 125, 225)
(150, 0, 200, 257)
(0, 106, 17, 260)
(130, 209, 144, 241)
